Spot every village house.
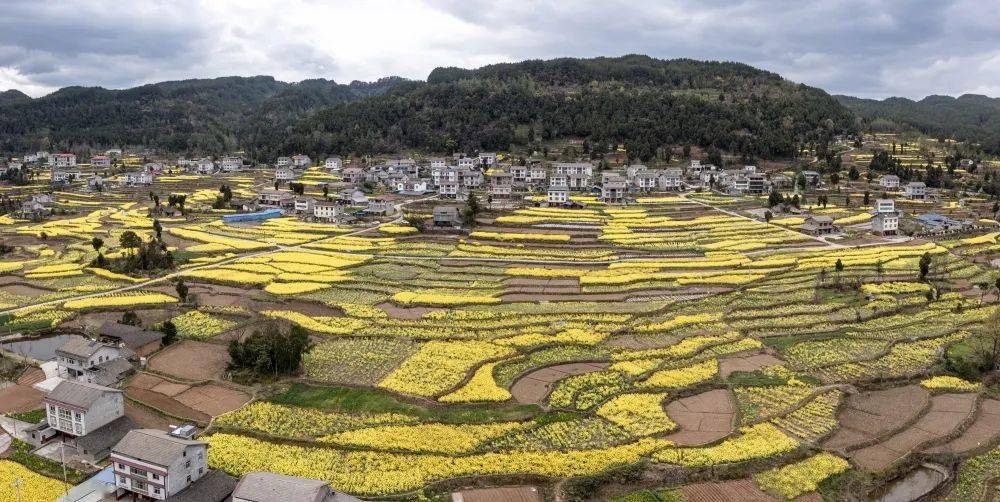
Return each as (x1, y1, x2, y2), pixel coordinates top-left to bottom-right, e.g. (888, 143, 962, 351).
(87, 175, 104, 191)
(91, 155, 111, 168)
(508, 164, 527, 184)
(880, 174, 900, 189)
(324, 156, 342, 171)
(98, 322, 164, 357)
(232, 472, 361, 502)
(49, 152, 77, 167)
(275, 166, 296, 181)
(658, 169, 683, 191)
(625, 164, 648, 179)
(220, 156, 243, 172)
(457, 157, 475, 169)
(439, 181, 461, 198)
(144, 162, 165, 175)
(905, 181, 926, 200)
(478, 152, 497, 166)
(460, 168, 484, 189)
(527, 164, 548, 186)
(275, 157, 292, 168)
(398, 179, 429, 195)
(366, 196, 396, 216)
(291, 154, 312, 168)
(342, 166, 366, 185)
(489, 171, 513, 199)
(433, 206, 461, 227)
(429, 158, 447, 169)
(632, 170, 659, 192)
(125, 170, 154, 186)
(312, 200, 340, 222)
(110, 429, 210, 500)
(801, 215, 836, 235)
(600, 173, 628, 203)
(45, 380, 124, 437)
(339, 189, 368, 206)
(51, 168, 82, 186)
(552, 162, 593, 178)
(872, 198, 899, 236)
(294, 197, 315, 215)
(547, 187, 569, 205)
(257, 189, 295, 208)
(55, 338, 123, 383)
(105, 148, 123, 158)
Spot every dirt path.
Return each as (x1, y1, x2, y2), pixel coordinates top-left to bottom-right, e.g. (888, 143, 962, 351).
(509, 362, 609, 404)
(664, 389, 736, 446)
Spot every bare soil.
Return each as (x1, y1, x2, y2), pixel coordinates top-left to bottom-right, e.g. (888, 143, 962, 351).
(147, 340, 229, 381)
(0, 284, 54, 297)
(823, 385, 931, 451)
(173, 384, 250, 417)
(510, 362, 609, 404)
(926, 398, 1000, 455)
(664, 389, 735, 446)
(718, 353, 786, 378)
(0, 384, 44, 413)
(850, 393, 976, 472)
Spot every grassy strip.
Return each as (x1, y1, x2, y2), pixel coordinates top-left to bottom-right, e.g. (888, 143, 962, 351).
(270, 383, 540, 424)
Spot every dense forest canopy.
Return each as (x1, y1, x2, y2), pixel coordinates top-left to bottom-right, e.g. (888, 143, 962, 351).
(837, 94, 1000, 154)
(0, 55, 860, 160)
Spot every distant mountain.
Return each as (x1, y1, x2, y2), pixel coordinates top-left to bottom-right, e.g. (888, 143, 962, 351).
(0, 56, 855, 160)
(0, 89, 30, 106)
(836, 94, 1000, 152)
(0, 76, 402, 155)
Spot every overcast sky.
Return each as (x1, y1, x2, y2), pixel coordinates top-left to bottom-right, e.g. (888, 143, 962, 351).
(1, 0, 998, 99)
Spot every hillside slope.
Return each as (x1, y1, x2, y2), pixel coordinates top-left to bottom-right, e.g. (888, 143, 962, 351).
(837, 94, 1000, 152)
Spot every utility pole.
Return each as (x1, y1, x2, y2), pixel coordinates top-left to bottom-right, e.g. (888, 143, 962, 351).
(60, 437, 69, 493)
(11, 477, 23, 502)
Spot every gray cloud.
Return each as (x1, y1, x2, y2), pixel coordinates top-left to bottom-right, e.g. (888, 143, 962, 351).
(0, 0, 997, 99)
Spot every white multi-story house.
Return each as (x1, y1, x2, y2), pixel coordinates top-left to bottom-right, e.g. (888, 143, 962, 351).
(872, 198, 899, 236)
(220, 157, 243, 172)
(457, 157, 475, 169)
(125, 171, 154, 186)
(313, 200, 339, 221)
(658, 169, 683, 191)
(196, 158, 215, 174)
(632, 171, 659, 192)
(549, 174, 568, 190)
(275, 157, 292, 168)
(439, 181, 460, 198)
(51, 169, 81, 186)
(275, 166, 296, 181)
(49, 153, 77, 168)
(324, 157, 342, 171)
(905, 181, 926, 200)
(489, 171, 513, 199)
(429, 158, 447, 170)
(291, 154, 312, 168)
(91, 155, 111, 168)
(508, 165, 527, 183)
(553, 162, 594, 178)
(880, 175, 900, 189)
(547, 187, 568, 205)
(111, 429, 209, 500)
(528, 164, 548, 186)
(232, 472, 361, 502)
(144, 162, 164, 175)
(460, 168, 484, 189)
(55, 338, 121, 383)
(688, 159, 703, 176)
(294, 197, 315, 215)
(45, 380, 124, 436)
(601, 173, 628, 203)
(105, 149, 123, 158)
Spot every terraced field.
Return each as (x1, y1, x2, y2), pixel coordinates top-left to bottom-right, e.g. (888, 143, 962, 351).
(1, 177, 998, 501)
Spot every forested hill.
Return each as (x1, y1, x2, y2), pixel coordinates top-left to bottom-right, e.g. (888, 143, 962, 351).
(0, 56, 855, 160)
(0, 76, 401, 155)
(837, 94, 1000, 153)
(260, 56, 855, 161)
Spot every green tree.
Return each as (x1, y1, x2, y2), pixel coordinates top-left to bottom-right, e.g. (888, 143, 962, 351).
(120, 310, 140, 326)
(767, 190, 784, 208)
(175, 279, 189, 303)
(160, 320, 177, 345)
(153, 219, 162, 241)
(91, 237, 104, 253)
(119, 231, 142, 255)
(462, 193, 481, 226)
(848, 165, 860, 181)
(919, 252, 932, 281)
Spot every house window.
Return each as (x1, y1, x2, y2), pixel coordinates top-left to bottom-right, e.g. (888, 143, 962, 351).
(184, 460, 190, 469)
(198, 467, 203, 475)
(118, 463, 125, 470)
(186, 475, 191, 483)
(153, 487, 160, 495)
(151, 473, 159, 480)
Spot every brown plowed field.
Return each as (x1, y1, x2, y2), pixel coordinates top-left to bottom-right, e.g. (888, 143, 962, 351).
(664, 389, 735, 446)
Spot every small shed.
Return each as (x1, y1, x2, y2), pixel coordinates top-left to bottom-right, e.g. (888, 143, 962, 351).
(433, 206, 461, 227)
